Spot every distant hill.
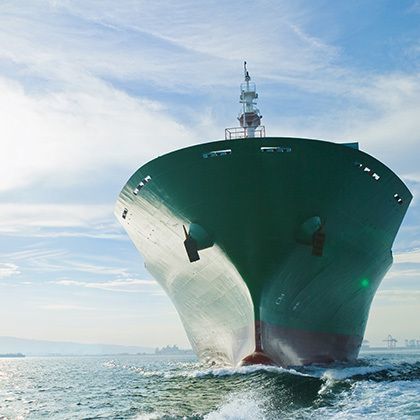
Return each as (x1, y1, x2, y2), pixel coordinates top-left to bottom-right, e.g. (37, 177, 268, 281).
(0, 336, 154, 356)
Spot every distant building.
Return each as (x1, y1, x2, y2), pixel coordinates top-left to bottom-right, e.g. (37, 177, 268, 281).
(154, 345, 194, 355)
(405, 339, 420, 349)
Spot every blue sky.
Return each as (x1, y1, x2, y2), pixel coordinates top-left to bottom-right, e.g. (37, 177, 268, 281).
(0, 0, 419, 347)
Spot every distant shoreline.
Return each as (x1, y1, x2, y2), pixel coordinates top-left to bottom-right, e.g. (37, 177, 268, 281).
(0, 353, 25, 358)
(0, 353, 197, 358)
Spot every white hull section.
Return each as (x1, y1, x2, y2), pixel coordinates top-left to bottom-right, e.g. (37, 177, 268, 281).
(115, 192, 254, 366)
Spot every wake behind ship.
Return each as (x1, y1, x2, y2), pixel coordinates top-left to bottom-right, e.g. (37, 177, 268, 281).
(115, 63, 412, 367)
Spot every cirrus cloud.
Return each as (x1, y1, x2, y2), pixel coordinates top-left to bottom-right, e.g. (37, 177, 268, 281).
(0, 263, 20, 278)
(53, 278, 158, 293)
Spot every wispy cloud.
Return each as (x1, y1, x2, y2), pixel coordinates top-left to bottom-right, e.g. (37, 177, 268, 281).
(0, 263, 20, 278)
(1, 248, 68, 262)
(62, 262, 132, 277)
(39, 303, 96, 311)
(0, 247, 143, 282)
(376, 289, 420, 302)
(403, 173, 420, 183)
(40, 1, 338, 87)
(0, 203, 113, 232)
(386, 268, 420, 280)
(53, 278, 158, 293)
(0, 76, 194, 193)
(394, 248, 420, 264)
(0, 0, 418, 196)
(16, 230, 127, 240)
(27, 259, 133, 277)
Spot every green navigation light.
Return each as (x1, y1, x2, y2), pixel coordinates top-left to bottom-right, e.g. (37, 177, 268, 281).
(360, 278, 370, 288)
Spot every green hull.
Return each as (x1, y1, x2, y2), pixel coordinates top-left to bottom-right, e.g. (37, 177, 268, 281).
(115, 137, 411, 366)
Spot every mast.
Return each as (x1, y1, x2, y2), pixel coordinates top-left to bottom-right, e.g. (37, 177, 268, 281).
(225, 62, 265, 140)
(238, 61, 263, 138)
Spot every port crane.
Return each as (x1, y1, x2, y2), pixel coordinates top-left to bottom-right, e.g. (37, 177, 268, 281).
(383, 335, 397, 349)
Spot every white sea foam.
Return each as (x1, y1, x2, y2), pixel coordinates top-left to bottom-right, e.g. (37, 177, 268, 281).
(185, 363, 311, 378)
(102, 360, 117, 369)
(313, 364, 396, 396)
(134, 414, 163, 420)
(312, 380, 420, 419)
(205, 391, 267, 420)
(320, 365, 391, 381)
(117, 361, 313, 380)
(133, 367, 164, 378)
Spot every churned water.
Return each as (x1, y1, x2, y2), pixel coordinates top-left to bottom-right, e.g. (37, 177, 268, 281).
(0, 351, 419, 419)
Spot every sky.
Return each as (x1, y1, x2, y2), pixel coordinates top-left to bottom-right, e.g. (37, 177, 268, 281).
(0, 0, 419, 348)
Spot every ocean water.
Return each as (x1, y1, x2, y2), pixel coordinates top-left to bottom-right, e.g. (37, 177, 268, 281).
(0, 351, 419, 419)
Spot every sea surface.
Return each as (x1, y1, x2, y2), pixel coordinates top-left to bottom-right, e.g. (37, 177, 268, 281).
(0, 350, 419, 419)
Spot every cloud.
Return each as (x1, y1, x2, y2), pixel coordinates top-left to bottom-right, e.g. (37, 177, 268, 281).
(0, 203, 112, 233)
(0, 202, 129, 240)
(0, 0, 418, 199)
(0, 0, 342, 200)
(348, 74, 420, 158)
(16, 230, 128, 240)
(0, 247, 142, 282)
(0, 76, 194, 193)
(400, 173, 420, 206)
(386, 268, 420, 280)
(0, 263, 20, 278)
(45, 0, 338, 86)
(1, 248, 68, 262)
(382, 248, 420, 281)
(403, 173, 420, 183)
(27, 256, 133, 277)
(0, 202, 127, 239)
(53, 278, 158, 293)
(376, 289, 420, 303)
(40, 303, 96, 311)
(394, 248, 420, 264)
(62, 262, 132, 277)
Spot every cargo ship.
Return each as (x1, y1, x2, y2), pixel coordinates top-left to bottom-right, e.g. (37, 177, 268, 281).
(115, 63, 412, 366)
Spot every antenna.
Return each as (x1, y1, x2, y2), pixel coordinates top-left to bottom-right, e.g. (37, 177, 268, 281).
(244, 61, 250, 82)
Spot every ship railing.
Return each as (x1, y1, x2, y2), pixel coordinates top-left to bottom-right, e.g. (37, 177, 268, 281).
(224, 126, 266, 140)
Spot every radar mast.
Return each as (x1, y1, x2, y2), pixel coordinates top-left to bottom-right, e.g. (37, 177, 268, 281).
(225, 62, 265, 140)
